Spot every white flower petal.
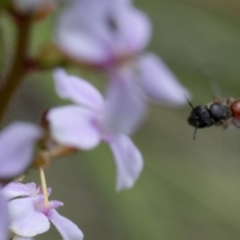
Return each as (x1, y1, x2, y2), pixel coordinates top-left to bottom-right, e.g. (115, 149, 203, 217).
(2, 182, 30, 200)
(137, 53, 190, 105)
(114, 6, 151, 55)
(49, 209, 84, 240)
(0, 192, 10, 240)
(49, 200, 63, 210)
(54, 69, 104, 111)
(108, 134, 143, 191)
(25, 183, 39, 197)
(56, 0, 112, 65)
(57, 27, 110, 66)
(0, 122, 42, 179)
(104, 71, 147, 134)
(47, 105, 101, 150)
(13, 237, 34, 240)
(9, 198, 50, 237)
(56, 0, 151, 66)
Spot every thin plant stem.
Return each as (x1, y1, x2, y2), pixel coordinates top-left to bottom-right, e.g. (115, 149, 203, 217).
(0, 15, 31, 125)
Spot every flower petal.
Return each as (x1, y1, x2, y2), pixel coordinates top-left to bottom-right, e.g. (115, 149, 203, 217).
(108, 134, 143, 191)
(137, 53, 190, 105)
(56, 0, 151, 67)
(0, 122, 42, 179)
(54, 69, 104, 111)
(38, 186, 52, 197)
(26, 183, 40, 197)
(47, 105, 101, 150)
(48, 209, 84, 240)
(56, 0, 112, 65)
(49, 200, 64, 210)
(103, 70, 147, 135)
(2, 182, 30, 200)
(13, 237, 33, 240)
(9, 198, 50, 237)
(0, 192, 10, 240)
(114, 5, 151, 55)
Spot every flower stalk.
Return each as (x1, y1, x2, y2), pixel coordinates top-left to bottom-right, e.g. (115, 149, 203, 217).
(39, 167, 49, 208)
(0, 15, 31, 125)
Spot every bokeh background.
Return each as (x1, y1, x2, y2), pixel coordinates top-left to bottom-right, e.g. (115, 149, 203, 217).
(3, 0, 240, 239)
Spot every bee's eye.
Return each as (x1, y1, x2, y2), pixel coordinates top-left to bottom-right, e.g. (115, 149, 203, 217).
(209, 103, 227, 121)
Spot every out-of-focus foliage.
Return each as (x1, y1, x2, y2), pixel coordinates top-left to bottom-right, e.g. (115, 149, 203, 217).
(0, 13, 15, 82)
(3, 0, 240, 239)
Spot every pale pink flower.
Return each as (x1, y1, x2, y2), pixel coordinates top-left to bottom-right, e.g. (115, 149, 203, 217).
(108, 53, 190, 107)
(0, 122, 42, 240)
(0, 191, 10, 240)
(0, 122, 42, 179)
(3, 182, 83, 240)
(12, 236, 34, 240)
(56, 0, 151, 68)
(47, 69, 144, 190)
(12, 236, 33, 240)
(56, 0, 189, 106)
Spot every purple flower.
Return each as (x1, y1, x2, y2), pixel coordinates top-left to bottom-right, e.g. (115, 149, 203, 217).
(109, 53, 190, 107)
(47, 69, 144, 190)
(0, 122, 42, 180)
(0, 191, 10, 240)
(2, 182, 83, 239)
(56, 0, 151, 68)
(56, 0, 189, 107)
(12, 237, 33, 240)
(0, 122, 42, 240)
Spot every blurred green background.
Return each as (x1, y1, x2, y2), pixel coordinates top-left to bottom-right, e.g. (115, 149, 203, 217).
(3, 0, 240, 239)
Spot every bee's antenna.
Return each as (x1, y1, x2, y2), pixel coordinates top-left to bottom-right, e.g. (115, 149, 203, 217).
(185, 95, 194, 109)
(193, 127, 198, 140)
(187, 99, 194, 109)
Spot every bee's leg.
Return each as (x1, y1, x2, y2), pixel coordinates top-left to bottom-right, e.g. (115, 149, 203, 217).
(226, 97, 235, 106)
(221, 120, 229, 129)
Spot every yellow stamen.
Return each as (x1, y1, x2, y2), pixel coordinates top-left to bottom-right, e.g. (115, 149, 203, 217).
(39, 167, 49, 208)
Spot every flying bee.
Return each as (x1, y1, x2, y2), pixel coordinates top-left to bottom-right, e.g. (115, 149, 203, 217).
(188, 98, 240, 139)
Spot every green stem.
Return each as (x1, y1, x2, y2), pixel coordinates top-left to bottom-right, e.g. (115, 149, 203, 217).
(0, 15, 31, 125)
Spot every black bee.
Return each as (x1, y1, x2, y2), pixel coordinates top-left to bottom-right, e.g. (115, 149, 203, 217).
(188, 100, 232, 139)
